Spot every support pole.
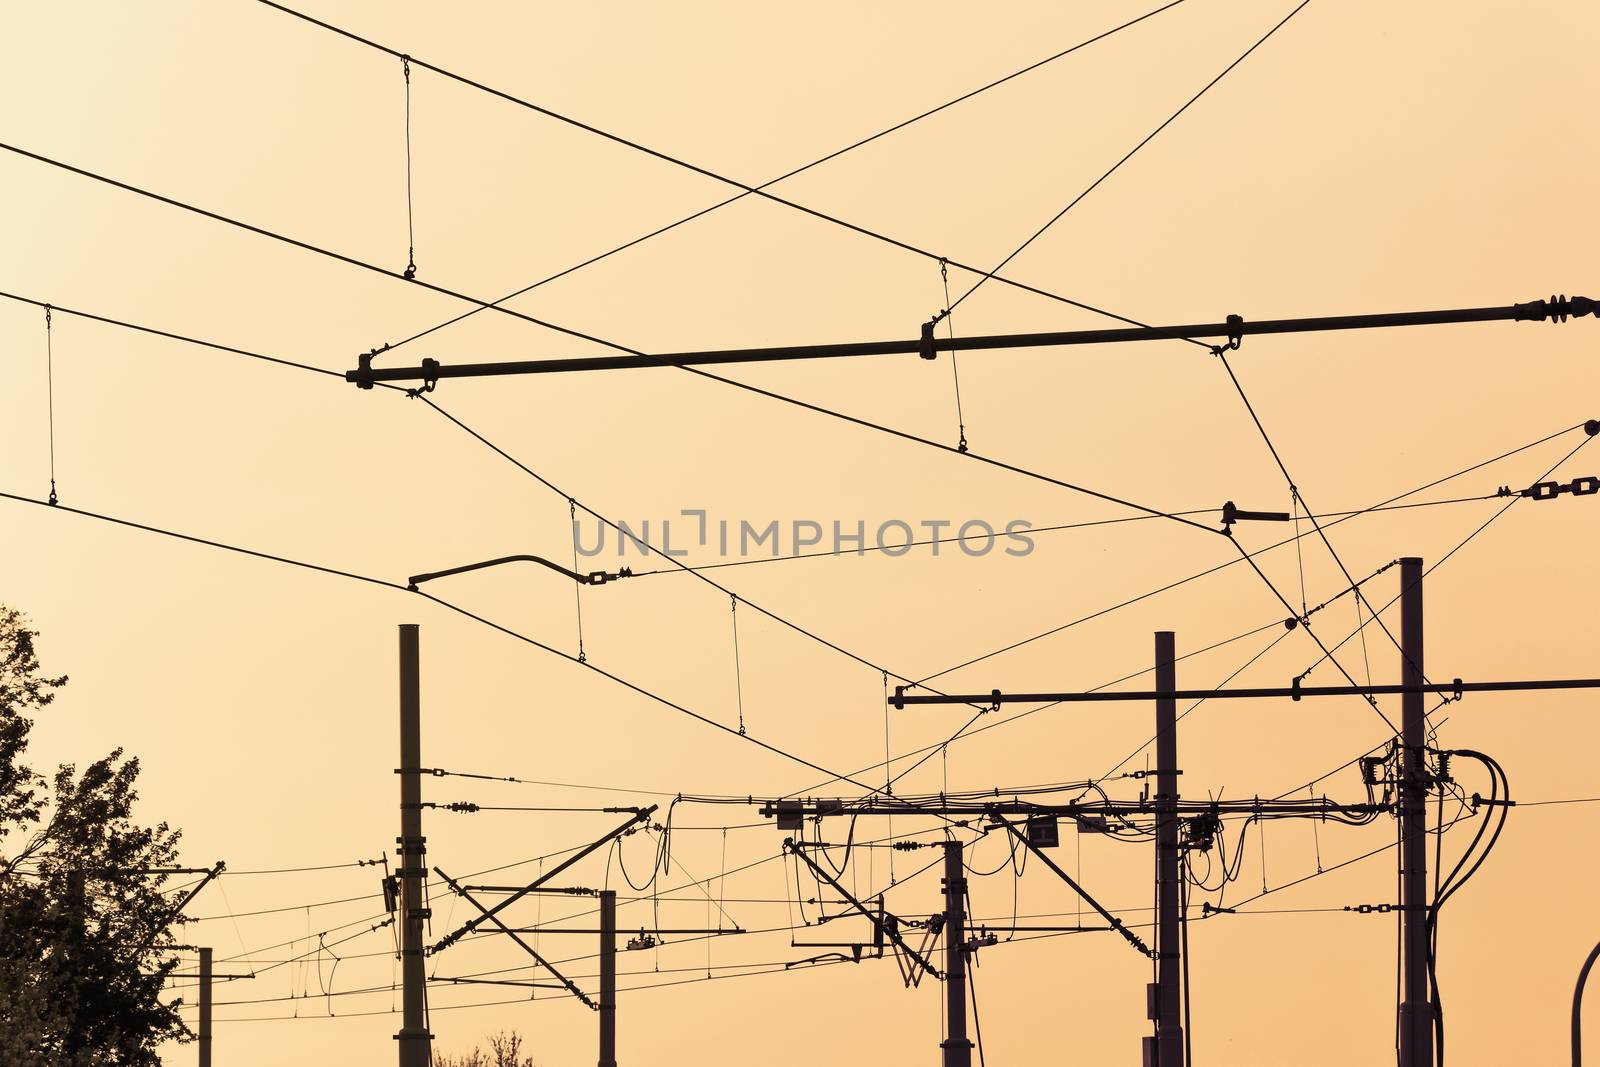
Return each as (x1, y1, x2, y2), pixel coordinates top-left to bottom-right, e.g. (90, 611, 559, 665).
(397, 624, 431, 1066)
(198, 946, 212, 1067)
(941, 839, 972, 1067)
(1153, 631, 1184, 1066)
(1398, 558, 1434, 1066)
(599, 889, 617, 1067)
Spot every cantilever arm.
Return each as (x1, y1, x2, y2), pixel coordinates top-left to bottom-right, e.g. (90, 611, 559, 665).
(135, 861, 225, 956)
(435, 868, 596, 1010)
(786, 841, 940, 983)
(432, 806, 655, 953)
(408, 554, 631, 590)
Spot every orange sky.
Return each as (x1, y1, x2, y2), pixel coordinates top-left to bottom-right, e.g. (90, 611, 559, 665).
(2, 1, 1597, 1063)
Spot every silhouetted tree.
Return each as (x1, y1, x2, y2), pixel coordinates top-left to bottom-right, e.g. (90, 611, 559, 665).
(0, 606, 190, 1065)
(433, 1029, 540, 1067)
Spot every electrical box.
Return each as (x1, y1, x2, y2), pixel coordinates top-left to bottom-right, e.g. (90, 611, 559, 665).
(775, 801, 804, 830)
(1025, 814, 1059, 849)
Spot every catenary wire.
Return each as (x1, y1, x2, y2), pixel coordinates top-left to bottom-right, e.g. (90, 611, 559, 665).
(254, 0, 1194, 356)
(947, 0, 1313, 314)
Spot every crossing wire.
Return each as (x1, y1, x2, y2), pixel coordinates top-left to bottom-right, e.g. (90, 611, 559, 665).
(2, 137, 1362, 722)
(5, 282, 1576, 803)
(781, 417, 1589, 798)
(1214, 346, 1424, 713)
(1295, 430, 1598, 685)
(0, 285, 1001, 723)
(0, 490, 876, 791)
(253, 0, 1195, 358)
(945, 0, 1314, 316)
(911, 420, 1585, 687)
(0, 140, 1222, 665)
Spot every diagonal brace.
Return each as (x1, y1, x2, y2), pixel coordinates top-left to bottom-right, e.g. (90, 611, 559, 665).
(432, 806, 654, 952)
(136, 860, 224, 956)
(787, 841, 940, 983)
(990, 814, 1154, 958)
(435, 867, 596, 1010)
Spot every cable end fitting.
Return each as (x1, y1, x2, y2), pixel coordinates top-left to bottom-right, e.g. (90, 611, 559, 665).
(1513, 294, 1597, 323)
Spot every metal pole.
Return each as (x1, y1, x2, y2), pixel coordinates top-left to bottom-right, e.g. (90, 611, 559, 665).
(599, 889, 617, 1067)
(397, 624, 431, 1066)
(1398, 559, 1433, 1066)
(941, 839, 972, 1067)
(1154, 631, 1184, 1066)
(198, 946, 212, 1067)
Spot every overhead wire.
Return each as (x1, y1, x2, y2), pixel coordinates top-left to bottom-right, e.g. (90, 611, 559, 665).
(945, 0, 1313, 315)
(911, 419, 1586, 688)
(253, 0, 1195, 356)
(0, 490, 876, 791)
(813, 420, 1583, 802)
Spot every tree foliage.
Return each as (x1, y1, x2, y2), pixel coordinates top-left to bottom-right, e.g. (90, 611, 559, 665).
(433, 1030, 541, 1067)
(0, 607, 191, 1065)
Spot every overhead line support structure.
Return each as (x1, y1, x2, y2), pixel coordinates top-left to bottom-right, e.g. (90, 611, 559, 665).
(396, 625, 431, 1067)
(890, 677, 1600, 706)
(1398, 558, 1434, 1065)
(347, 296, 1597, 386)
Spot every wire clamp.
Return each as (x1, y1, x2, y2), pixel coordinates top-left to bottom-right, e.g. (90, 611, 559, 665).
(405, 357, 440, 398)
(354, 343, 390, 390)
(1209, 314, 1245, 356)
(919, 319, 938, 360)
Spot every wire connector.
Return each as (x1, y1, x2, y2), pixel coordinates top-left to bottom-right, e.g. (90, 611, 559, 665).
(585, 567, 633, 586)
(1497, 475, 1599, 501)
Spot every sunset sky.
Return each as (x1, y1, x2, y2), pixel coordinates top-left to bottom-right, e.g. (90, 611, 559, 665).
(2, 1, 1597, 1063)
